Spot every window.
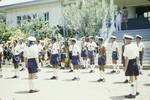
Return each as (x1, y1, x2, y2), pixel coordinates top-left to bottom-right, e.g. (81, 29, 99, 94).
(144, 12, 150, 18)
(44, 12, 49, 22)
(27, 15, 31, 22)
(17, 16, 21, 26)
(148, 12, 150, 18)
(33, 13, 37, 19)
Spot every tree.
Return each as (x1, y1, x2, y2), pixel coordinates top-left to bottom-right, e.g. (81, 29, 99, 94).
(63, 0, 115, 37)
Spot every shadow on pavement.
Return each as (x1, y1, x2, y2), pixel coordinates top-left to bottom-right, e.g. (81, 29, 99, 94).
(110, 95, 125, 100)
(88, 80, 100, 83)
(15, 91, 29, 94)
(143, 83, 150, 86)
(113, 82, 125, 84)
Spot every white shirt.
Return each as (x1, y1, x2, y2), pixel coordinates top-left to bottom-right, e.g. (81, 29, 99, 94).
(69, 44, 73, 52)
(51, 42, 60, 54)
(82, 42, 88, 50)
(87, 41, 97, 51)
(18, 43, 26, 52)
(111, 41, 119, 51)
(137, 42, 144, 52)
(12, 44, 22, 55)
(123, 43, 139, 60)
(24, 44, 39, 59)
(72, 44, 80, 56)
(116, 13, 122, 22)
(0, 46, 3, 53)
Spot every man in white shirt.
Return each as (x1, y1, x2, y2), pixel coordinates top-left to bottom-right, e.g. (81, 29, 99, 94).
(123, 35, 139, 98)
(24, 36, 39, 93)
(71, 38, 80, 80)
(87, 36, 97, 73)
(136, 35, 144, 74)
(0, 44, 3, 78)
(50, 37, 60, 80)
(110, 35, 119, 73)
(116, 10, 122, 32)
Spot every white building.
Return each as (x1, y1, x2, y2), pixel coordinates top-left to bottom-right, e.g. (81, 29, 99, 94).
(0, 0, 63, 26)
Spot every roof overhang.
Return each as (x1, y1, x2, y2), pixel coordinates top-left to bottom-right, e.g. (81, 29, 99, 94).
(0, 0, 59, 11)
(114, 0, 150, 7)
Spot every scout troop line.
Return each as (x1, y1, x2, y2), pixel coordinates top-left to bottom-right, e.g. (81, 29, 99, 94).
(0, 34, 144, 98)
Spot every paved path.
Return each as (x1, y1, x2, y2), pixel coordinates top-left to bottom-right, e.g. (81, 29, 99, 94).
(0, 67, 150, 100)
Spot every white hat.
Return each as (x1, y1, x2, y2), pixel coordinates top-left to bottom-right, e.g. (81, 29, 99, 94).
(124, 34, 133, 39)
(28, 36, 36, 41)
(71, 38, 77, 42)
(136, 35, 142, 39)
(110, 35, 116, 39)
(89, 36, 94, 38)
(98, 36, 103, 40)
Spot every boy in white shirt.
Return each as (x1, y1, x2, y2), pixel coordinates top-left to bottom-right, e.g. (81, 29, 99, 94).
(50, 37, 60, 80)
(124, 35, 140, 98)
(110, 35, 119, 73)
(71, 38, 80, 80)
(11, 40, 22, 79)
(97, 37, 106, 82)
(136, 35, 144, 74)
(87, 36, 97, 73)
(24, 36, 39, 93)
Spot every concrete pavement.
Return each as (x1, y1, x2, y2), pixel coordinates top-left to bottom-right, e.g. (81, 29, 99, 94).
(0, 67, 150, 100)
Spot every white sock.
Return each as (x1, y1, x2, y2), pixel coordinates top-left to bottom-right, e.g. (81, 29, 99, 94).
(102, 71, 105, 79)
(140, 65, 143, 72)
(116, 65, 120, 72)
(83, 60, 86, 68)
(71, 63, 73, 70)
(133, 81, 136, 95)
(113, 65, 118, 72)
(135, 80, 138, 93)
(99, 71, 102, 79)
(113, 64, 115, 71)
(92, 65, 95, 70)
(85, 60, 89, 68)
(126, 76, 128, 80)
(130, 82, 135, 95)
(74, 69, 79, 78)
(61, 62, 65, 68)
(29, 80, 34, 90)
(14, 69, 19, 76)
(90, 65, 92, 70)
(0, 69, 2, 75)
(53, 68, 58, 77)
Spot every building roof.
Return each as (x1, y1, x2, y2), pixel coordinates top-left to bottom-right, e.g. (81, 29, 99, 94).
(114, 0, 150, 7)
(0, 0, 58, 11)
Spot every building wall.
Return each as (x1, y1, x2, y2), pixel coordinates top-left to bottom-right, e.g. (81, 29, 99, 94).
(128, 7, 136, 19)
(5, 2, 63, 26)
